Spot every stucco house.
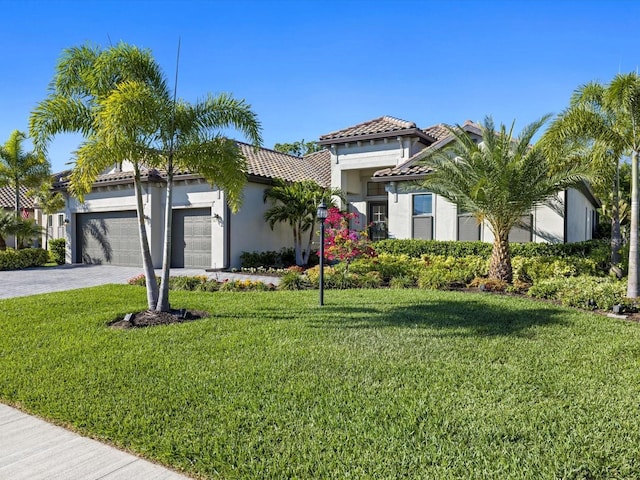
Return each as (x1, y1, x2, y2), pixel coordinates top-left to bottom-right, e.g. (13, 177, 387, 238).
(52, 115, 600, 269)
(0, 185, 41, 249)
(319, 116, 599, 245)
(53, 144, 330, 268)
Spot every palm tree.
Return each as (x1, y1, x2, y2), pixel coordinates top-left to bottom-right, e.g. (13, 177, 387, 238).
(542, 81, 628, 266)
(420, 116, 589, 283)
(30, 43, 164, 310)
(30, 181, 65, 250)
(543, 73, 640, 297)
(0, 130, 50, 218)
(0, 210, 13, 250)
(263, 180, 342, 266)
(30, 42, 262, 312)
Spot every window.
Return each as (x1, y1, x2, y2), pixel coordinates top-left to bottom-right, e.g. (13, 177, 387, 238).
(58, 214, 64, 226)
(413, 194, 432, 216)
(412, 194, 433, 240)
(47, 215, 53, 228)
(366, 182, 386, 197)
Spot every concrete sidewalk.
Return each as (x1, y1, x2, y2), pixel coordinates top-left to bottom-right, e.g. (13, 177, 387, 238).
(0, 403, 191, 479)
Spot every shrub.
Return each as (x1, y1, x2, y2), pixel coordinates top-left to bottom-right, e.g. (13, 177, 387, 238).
(278, 271, 311, 290)
(0, 248, 48, 270)
(389, 276, 417, 289)
(417, 255, 489, 290)
(49, 238, 66, 265)
(349, 253, 422, 285)
(240, 248, 317, 269)
(219, 279, 274, 292)
(512, 256, 600, 283)
(528, 276, 627, 311)
(375, 238, 609, 262)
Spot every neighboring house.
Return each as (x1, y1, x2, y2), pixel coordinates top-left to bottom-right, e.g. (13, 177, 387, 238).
(0, 185, 40, 249)
(318, 116, 600, 245)
(53, 144, 330, 268)
(53, 115, 600, 269)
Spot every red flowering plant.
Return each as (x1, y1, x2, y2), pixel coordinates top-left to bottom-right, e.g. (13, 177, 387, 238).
(322, 207, 376, 273)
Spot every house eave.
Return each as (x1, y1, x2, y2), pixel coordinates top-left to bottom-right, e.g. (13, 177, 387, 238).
(318, 128, 436, 146)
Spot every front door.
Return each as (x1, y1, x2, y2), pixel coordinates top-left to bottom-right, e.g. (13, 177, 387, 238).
(368, 202, 388, 241)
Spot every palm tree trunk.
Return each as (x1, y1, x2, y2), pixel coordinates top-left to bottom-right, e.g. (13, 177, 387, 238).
(611, 164, 622, 265)
(294, 226, 303, 266)
(14, 184, 20, 218)
(302, 220, 315, 266)
(133, 165, 159, 310)
(489, 230, 512, 283)
(156, 166, 174, 312)
(627, 149, 639, 297)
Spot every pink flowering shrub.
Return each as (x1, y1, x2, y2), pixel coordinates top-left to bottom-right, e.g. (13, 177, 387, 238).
(323, 208, 376, 271)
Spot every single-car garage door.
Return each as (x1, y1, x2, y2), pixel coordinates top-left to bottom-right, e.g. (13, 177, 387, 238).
(171, 208, 211, 268)
(76, 211, 141, 266)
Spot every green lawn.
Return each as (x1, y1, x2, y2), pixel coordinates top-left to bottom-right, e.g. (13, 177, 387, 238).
(2, 286, 640, 479)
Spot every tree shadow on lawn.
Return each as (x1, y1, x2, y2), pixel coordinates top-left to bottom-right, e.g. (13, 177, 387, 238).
(310, 295, 574, 338)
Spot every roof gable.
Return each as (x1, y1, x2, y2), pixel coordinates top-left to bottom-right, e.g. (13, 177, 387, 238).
(318, 115, 437, 145)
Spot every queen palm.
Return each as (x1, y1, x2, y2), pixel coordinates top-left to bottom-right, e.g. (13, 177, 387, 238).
(30, 42, 262, 312)
(543, 73, 640, 297)
(263, 180, 342, 266)
(0, 130, 50, 217)
(420, 116, 588, 283)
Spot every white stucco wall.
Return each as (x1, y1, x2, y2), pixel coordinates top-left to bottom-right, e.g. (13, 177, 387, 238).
(566, 188, 596, 242)
(228, 182, 297, 269)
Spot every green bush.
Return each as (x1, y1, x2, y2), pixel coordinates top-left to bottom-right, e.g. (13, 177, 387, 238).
(49, 238, 66, 265)
(512, 256, 600, 283)
(0, 248, 48, 270)
(240, 248, 319, 269)
(528, 276, 627, 311)
(417, 255, 489, 290)
(349, 253, 422, 284)
(278, 271, 312, 290)
(375, 238, 608, 261)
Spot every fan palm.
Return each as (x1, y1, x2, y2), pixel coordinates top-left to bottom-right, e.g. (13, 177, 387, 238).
(263, 180, 342, 266)
(420, 116, 589, 283)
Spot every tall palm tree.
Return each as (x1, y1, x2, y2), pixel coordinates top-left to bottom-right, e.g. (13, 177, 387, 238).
(263, 180, 342, 266)
(0, 130, 50, 217)
(30, 43, 165, 310)
(420, 116, 589, 283)
(543, 73, 640, 297)
(543, 81, 628, 265)
(30, 42, 262, 312)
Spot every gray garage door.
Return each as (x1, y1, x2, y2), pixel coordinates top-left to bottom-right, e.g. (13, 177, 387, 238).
(171, 208, 211, 268)
(76, 211, 141, 266)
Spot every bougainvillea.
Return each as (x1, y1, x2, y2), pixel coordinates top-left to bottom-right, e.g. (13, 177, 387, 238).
(322, 207, 376, 268)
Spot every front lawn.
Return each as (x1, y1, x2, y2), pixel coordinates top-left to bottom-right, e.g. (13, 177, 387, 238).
(2, 286, 640, 479)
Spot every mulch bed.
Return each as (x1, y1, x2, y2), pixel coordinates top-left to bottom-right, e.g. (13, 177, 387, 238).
(109, 309, 209, 329)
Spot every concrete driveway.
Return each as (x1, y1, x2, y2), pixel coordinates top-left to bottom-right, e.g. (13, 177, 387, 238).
(0, 264, 280, 299)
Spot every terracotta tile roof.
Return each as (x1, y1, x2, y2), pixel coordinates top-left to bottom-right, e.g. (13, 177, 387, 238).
(0, 185, 35, 209)
(319, 116, 417, 141)
(373, 121, 481, 180)
(301, 149, 331, 187)
(53, 143, 331, 190)
(239, 143, 329, 186)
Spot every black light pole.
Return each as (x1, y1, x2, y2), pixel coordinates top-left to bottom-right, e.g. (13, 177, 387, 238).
(317, 200, 328, 306)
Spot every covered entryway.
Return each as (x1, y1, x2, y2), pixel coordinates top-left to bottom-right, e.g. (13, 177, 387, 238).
(76, 211, 141, 266)
(171, 208, 212, 268)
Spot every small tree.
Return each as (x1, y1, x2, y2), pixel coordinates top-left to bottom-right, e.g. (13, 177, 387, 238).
(323, 207, 376, 272)
(264, 180, 342, 266)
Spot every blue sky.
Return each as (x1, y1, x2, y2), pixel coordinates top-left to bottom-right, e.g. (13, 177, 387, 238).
(2, 0, 639, 172)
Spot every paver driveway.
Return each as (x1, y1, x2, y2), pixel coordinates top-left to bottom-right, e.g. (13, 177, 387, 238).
(0, 264, 279, 299)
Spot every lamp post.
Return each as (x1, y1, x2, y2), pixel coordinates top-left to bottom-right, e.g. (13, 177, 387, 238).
(317, 200, 328, 306)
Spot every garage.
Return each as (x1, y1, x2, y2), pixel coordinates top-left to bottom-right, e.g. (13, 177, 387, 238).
(171, 208, 212, 268)
(76, 211, 141, 266)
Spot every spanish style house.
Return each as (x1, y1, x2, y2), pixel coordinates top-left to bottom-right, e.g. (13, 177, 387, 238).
(51, 116, 600, 269)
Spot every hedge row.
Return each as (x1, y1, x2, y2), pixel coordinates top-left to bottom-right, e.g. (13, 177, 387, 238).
(0, 248, 49, 271)
(374, 239, 609, 261)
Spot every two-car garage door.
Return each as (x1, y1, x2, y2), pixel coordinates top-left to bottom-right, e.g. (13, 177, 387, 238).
(77, 208, 212, 268)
